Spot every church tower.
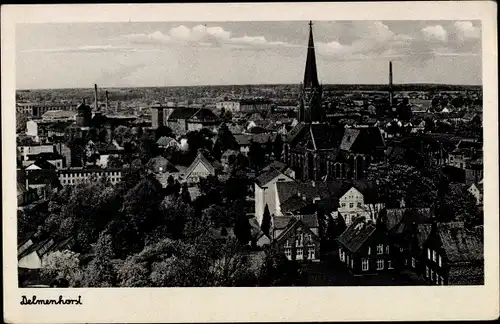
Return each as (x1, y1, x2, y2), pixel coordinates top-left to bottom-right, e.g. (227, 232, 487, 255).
(298, 21, 325, 123)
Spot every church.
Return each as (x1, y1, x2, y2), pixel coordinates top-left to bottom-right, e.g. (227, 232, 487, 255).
(283, 21, 386, 181)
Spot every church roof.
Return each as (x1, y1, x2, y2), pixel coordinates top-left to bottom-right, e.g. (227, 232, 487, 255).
(303, 21, 320, 89)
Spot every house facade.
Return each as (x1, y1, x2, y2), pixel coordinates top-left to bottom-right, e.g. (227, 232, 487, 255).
(337, 219, 395, 275)
(273, 215, 321, 262)
(184, 151, 216, 186)
(419, 222, 484, 285)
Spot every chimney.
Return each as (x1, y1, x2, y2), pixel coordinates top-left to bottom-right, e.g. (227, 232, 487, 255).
(389, 61, 393, 107)
(94, 84, 98, 111)
(105, 91, 109, 111)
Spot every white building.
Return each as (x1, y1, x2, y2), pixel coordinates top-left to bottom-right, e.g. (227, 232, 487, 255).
(254, 169, 295, 225)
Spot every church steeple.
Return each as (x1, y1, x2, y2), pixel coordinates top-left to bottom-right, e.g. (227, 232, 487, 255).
(298, 20, 324, 123)
(303, 21, 320, 89)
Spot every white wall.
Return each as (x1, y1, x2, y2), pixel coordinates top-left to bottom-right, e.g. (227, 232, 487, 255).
(337, 187, 384, 226)
(255, 174, 294, 226)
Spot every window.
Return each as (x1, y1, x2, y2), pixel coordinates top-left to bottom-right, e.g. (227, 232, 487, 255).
(357, 202, 362, 208)
(388, 260, 393, 269)
(350, 258, 353, 268)
(349, 203, 354, 208)
(368, 247, 371, 255)
(362, 258, 369, 271)
(440, 276, 445, 285)
(385, 245, 390, 254)
(427, 248, 431, 260)
(296, 248, 303, 260)
(426, 266, 430, 278)
(404, 259, 408, 266)
(284, 239, 291, 248)
(377, 244, 383, 255)
(432, 250, 437, 262)
(430, 269, 434, 281)
(341, 203, 346, 207)
(284, 248, 292, 260)
(438, 255, 442, 267)
(339, 248, 344, 262)
(376, 259, 384, 270)
(308, 247, 315, 260)
(400, 247, 403, 252)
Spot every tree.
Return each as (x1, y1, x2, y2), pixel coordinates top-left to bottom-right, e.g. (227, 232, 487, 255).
(16, 113, 29, 133)
(248, 140, 265, 169)
(83, 233, 117, 287)
(155, 126, 173, 140)
(273, 134, 284, 161)
(42, 250, 84, 287)
(257, 246, 305, 286)
(216, 123, 237, 151)
(436, 185, 480, 225)
(260, 204, 271, 236)
(234, 213, 251, 246)
(180, 183, 191, 204)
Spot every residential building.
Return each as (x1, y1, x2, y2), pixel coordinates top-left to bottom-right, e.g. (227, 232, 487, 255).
(337, 219, 395, 275)
(151, 105, 219, 134)
(420, 222, 484, 285)
(184, 151, 216, 186)
(216, 99, 272, 113)
(58, 168, 123, 186)
(272, 214, 320, 262)
(16, 102, 76, 117)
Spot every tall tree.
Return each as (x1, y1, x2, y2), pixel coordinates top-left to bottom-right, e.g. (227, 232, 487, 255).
(260, 204, 271, 237)
(273, 134, 284, 161)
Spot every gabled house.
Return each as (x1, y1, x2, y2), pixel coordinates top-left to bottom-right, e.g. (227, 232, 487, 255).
(377, 207, 433, 269)
(336, 218, 395, 275)
(420, 221, 483, 285)
(272, 215, 320, 262)
(184, 151, 216, 186)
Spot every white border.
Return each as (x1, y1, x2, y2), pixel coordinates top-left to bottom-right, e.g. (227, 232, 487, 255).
(2, 2, 499, 323)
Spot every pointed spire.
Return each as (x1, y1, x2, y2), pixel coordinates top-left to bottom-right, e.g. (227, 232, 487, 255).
(303, 21, 319, 88)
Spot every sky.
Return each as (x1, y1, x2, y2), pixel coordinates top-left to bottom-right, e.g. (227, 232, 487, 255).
(16, 20, 482, 89)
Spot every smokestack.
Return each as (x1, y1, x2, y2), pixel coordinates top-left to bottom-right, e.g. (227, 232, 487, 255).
(94, 84, 98, 111)
(389, 62, 393, 107)
(105, 91, 109, 111)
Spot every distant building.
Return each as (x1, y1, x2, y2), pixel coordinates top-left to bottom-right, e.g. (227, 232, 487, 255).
(150, 105, 219, 134)
(215, 99, 272, 113)
(75, 102, 92, 127)
(17, 102, 75, 117)
(58, 168, 123, 186)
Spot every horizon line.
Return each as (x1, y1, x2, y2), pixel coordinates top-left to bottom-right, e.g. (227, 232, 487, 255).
(17, 82, 483, 91)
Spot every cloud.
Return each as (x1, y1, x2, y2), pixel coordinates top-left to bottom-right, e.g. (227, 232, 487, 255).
(20, 45, 134, 54)
(421, 25, 448, 42)
(315, 21, 413, 61)
(453, 21, 480, 41)
(117, 24, 296, 50)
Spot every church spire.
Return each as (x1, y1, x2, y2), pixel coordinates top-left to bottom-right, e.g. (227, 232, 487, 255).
(303, 20, 319, 88)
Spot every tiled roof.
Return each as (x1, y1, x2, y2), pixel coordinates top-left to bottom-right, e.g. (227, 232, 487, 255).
(146, 156, 178, 173)
(280, 195, 308, 214)
(255, 169, 287, 188)
(276, 181, 303, 204)
(185, 151, 215, 178)
(285, 122, 307, 144)
(189, 108, 219, 122)
(337, 219, 376, 253)
(380, 208, 433, 233)
(233, 134, 251, 146)
(261, 160, 288, 173)
(437, 222, 483, 263)
(167, 108, 198, 120)
(275, 215, 320, 244)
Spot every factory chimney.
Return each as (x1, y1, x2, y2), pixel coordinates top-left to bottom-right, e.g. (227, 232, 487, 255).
(389, 61, 393, 108)
(105, 90, 109, 111)
(94, 84, 99, 111)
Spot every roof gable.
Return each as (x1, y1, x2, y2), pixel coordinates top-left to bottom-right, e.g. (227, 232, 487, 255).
(185, 152, 215, 178)
(337, 219, 376, 253)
